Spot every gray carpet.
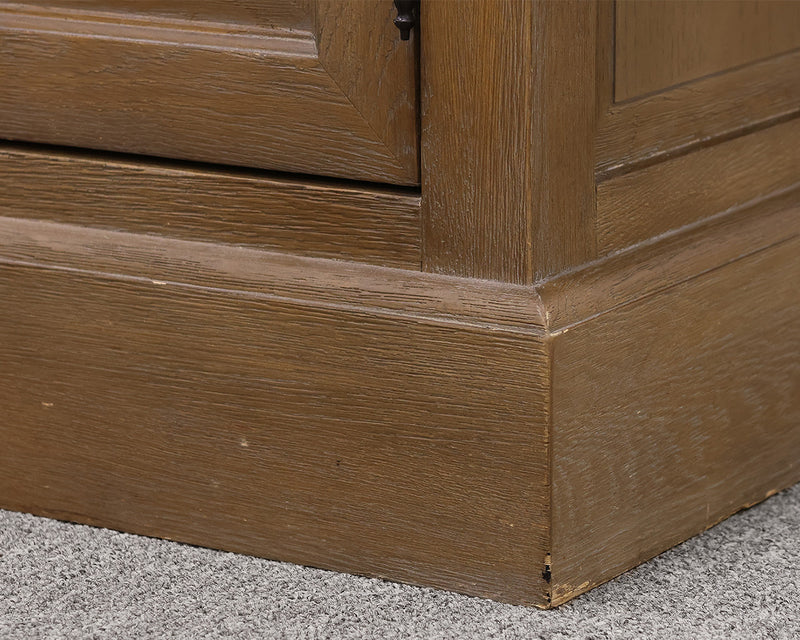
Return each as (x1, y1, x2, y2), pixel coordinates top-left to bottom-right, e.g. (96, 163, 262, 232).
(1, 485, 798, 639)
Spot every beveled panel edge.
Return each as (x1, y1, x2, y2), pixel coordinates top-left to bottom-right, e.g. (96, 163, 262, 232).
(6, 173, 798, 340)
(0, 3, 317, 54)
(0, 4, 418, 185)
(597, 49, 800, 178)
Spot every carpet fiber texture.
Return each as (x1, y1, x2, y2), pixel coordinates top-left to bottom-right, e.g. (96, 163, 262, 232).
(1, 484, 798, 639)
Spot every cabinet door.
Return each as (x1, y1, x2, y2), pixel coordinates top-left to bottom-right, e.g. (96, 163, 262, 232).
(0, 1, 418, 184)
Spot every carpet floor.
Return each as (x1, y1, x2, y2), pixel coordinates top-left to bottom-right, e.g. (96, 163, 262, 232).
(1, 484, 798, 639)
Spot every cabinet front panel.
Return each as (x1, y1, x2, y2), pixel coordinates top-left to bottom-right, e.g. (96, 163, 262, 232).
(0, 1, 418, 184)
(615, 0, 800, 102)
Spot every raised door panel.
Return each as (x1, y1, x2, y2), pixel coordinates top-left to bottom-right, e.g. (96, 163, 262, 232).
(0, 1, 418, 184)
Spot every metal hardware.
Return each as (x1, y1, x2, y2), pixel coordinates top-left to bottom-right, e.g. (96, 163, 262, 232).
(393, 0, 418, 41)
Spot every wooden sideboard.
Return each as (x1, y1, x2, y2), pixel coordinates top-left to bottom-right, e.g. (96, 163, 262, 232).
(1, 1, 798, 608)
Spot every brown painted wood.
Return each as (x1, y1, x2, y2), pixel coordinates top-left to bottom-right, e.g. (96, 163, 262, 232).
(0, 1, 418, 184)
(548, 236, 800, 604)
(2, 0, 800, 609)
(598, 49, 800, 177)
(594, 0, 800, 250)
(614, 0, 800, 102)
(315, 0, 418, 182)
(17, 0, 313, 29)
(0, 217, 550, 607)
(0, 144, 421, 269)
(421, 0, 596, 283)
(541, 186, 800, 333)
(541, 186, 800, 604)
(2, 184, 798, 607)
(0, 217, 545, 332)
(597, 117, 800, 254)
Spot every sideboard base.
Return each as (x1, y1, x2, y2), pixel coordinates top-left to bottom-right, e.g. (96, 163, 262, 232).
(1, 189, 798, 607)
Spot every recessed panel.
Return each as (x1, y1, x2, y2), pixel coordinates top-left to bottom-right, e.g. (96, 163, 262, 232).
(615, 0, 800, 102)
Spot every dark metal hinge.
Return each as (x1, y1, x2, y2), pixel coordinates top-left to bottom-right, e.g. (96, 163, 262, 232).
(393, 0, 419, 41)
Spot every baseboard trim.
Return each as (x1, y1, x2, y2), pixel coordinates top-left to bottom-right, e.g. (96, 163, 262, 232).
(0, 188, 798, 606)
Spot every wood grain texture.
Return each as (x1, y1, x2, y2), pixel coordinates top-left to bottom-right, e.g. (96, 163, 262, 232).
(615, 0, 800, 102)
(0, 216, 546, 332)
(2, 183, 799, 608)
(542, 186, 800, 333)
(11, 0, 313, 30)
(0, 1, 418, 184)
(2, 0, 800, 609)
(548, 235, 800, 604)
(315, 0, 418, 182)
(598, 48, 800, 177)
(0, 145, 421, 268)
(597, 118, 800, 254)
(542, 184, 800, 604)
(0, 218, 550, 606)
(421, 0, 596, 283)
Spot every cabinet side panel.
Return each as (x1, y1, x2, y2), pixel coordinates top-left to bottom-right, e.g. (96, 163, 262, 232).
(597, 118, 800, 254)
(550, 235, 800, 604)
(615, 0, 800, 102)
